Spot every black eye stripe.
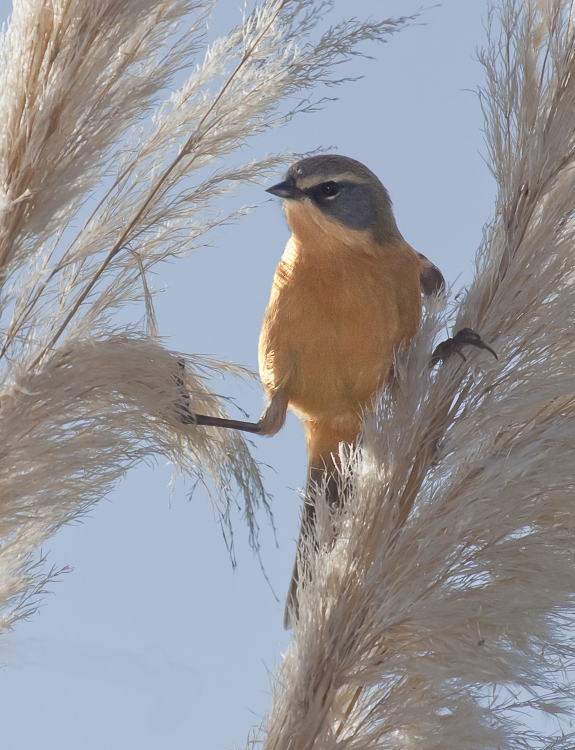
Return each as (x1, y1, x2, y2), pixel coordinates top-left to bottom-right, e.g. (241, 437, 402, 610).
(299, 180, 378, 231)
(318, 181, 339, 197)
(304, 180, 343, 200)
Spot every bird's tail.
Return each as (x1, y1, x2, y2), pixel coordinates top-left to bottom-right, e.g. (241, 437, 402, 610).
(283, 487, 315, 630)
(283, 417, 359, 629)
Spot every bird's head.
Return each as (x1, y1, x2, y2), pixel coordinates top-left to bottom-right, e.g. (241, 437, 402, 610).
(266, 155, 401, 246)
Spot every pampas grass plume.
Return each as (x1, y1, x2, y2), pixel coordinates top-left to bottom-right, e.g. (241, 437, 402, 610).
(250, 2, 575, 749)
(0, 0, 411, 632)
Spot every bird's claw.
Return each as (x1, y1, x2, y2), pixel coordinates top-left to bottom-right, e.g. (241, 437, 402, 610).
(431, 327, 497, 367)
(174, 359, 263, 434)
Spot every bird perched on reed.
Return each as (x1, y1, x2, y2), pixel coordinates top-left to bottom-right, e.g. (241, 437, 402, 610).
(189, 154, 494, 627)
(258, 155, 441, 626)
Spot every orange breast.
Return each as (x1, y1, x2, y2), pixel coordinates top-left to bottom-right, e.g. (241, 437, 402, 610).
(259, 229, 421, 422)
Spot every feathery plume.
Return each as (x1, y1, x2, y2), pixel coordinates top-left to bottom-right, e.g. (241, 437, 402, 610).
(252, 2, 575, 749)
(0, 0, 412, 632)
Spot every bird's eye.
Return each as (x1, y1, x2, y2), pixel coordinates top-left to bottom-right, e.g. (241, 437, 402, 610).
(317, 181, 339, 198)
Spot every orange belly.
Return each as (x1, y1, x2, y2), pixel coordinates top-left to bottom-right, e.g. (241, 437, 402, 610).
(259, 236, 421, 423)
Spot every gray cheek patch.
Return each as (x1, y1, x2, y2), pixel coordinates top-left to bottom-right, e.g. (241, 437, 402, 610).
(321, 183, 378, 231)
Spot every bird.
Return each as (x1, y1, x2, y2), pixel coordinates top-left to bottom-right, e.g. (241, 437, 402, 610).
(258, 155, 443, 628)
(186, 154, 495, 628)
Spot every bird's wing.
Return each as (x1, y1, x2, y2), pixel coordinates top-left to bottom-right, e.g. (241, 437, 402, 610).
(417, 252, 445, 297)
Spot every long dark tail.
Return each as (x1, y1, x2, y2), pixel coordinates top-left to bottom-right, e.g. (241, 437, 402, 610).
(283, 492, 315, 629)
(284, 417, 359, 629)
(283, 466, 341, 630)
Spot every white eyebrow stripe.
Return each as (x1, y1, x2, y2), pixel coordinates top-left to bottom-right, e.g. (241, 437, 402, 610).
(296, 172, 364, 190)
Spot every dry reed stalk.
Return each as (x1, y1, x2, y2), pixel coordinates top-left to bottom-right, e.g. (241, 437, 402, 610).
(250, 2, 575, 749)
(0, 0, 413, 632)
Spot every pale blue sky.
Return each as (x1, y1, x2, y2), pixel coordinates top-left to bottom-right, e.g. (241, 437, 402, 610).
(0, 2, 496, 748)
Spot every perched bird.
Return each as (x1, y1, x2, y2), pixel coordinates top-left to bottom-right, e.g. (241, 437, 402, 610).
(187, 154, 494, 628)
(258, 155, 442, 627)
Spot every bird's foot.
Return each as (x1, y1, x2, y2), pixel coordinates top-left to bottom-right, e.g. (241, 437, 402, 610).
(173, 360, 290, 435)
(174, 358, 262, 433)
(189, 413, 262, 433)
(431, 327, 497, 367)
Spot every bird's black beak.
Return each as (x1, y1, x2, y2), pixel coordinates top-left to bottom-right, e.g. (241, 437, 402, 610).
(265, 179, 301, 199)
